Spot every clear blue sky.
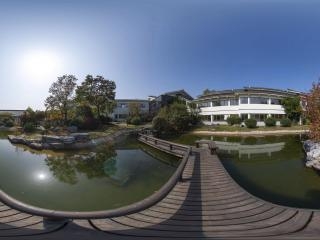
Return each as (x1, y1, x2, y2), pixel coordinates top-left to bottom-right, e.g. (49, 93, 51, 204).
(1, 0, 320, 109)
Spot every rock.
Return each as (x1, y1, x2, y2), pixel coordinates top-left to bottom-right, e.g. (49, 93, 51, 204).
(42, 135, 62, 143)
(29, 142, 43, 150)
(61, 136, 75, 144)
(67, 126, 78, 133)
(70, 133, 90, 142)
(36, 126, 46, 131)
(303, 140, 320, 170)
(7, 135, 26, 144)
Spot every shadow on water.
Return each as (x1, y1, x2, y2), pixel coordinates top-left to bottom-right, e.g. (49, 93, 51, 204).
(45, 143, 117, 184)
(173, 133, 320, 209)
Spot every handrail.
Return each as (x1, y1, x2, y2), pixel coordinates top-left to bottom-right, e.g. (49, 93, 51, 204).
(138, 133, 189, 153)
(0, 134, 191, 219)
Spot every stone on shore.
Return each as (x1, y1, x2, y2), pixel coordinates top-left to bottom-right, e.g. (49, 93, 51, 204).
(303, 140, 320, 170)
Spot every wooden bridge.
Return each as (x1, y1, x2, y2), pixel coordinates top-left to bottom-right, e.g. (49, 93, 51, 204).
(0, 134, 320, 239)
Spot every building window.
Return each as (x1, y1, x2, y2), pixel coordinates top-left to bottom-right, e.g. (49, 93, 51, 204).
(241, 114, 248, 121)
(119, 103, 127, 108)
(250, 97, 268, 104)
(213, 99, 228, 106)
(230, 99, 239, 105)
(271, 114, 285, 120)
(198, 102, 210, 107)
(270, 98, 281, 105)
(240, 97, 248, 104)
(212, 100, 220, 106)
(118, 114, 128, 119)
(213, 115, 224, 121)
(251, 114, 268, 121)
(201, 115, 211, 121)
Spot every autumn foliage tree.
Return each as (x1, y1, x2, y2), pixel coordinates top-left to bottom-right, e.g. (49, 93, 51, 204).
(45, 75, 77, 124)
(306, 81, 320, 141)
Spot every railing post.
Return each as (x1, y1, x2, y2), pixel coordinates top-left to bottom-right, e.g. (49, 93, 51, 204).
(170, 144, 172, 150)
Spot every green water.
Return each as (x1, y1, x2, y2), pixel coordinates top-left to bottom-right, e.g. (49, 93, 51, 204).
(172, 133, 320, 209)
(0, 135, 178, 211)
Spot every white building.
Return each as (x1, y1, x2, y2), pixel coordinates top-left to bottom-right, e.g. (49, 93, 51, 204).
(195, 87, 306, 126)
(0, 110, 24, 125)
(110, 99, 149, 121)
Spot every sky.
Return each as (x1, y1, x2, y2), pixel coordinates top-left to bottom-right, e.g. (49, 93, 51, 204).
(1, 0, 320, 110)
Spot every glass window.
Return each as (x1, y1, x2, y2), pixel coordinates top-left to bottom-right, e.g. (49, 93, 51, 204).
(251, 114, 268, 121)
(250, 97, 268, 104)
(271, 114, 285, 120)
(241, 114, 248, 121)
(119, 103, 127, 108)
(198, 102, 210, 107)
(213, 115, 225, 121)
(212, 100, 220, 106)
(230, 99, 239, 105)
(240, 97, 248, 104)
(201, 115, 211, 121)
(270, 98, 281, 105)
(220, 99, 228, 106)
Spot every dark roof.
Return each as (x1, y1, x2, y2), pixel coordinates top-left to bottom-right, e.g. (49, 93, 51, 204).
(162, 89, 193, 100)
(115, 99, 149, 102)
(197, 87, 305, 99)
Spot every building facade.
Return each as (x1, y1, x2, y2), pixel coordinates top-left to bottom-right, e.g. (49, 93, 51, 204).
(195, 87, 305, 126)
(149, 89, 194, 115)
(110, 99, 149, 121)
(0, 110, 25, 125)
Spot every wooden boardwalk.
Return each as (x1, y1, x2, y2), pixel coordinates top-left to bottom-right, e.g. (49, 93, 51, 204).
(1, 135, 320, 239)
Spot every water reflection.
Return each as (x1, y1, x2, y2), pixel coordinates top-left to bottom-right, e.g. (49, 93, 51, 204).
(215, 141, 285, 158)
(45, 143, 117, 184)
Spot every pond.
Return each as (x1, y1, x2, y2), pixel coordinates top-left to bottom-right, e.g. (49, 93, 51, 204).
(171, 134, 320, 209)
(0, 134, 178, 211)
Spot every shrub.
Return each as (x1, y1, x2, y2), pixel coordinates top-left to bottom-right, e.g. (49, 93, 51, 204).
(130, 116, 141, 125)
(23, 122, 35, 132)
(265, 117, 276, 127)
(226, 115, 242, 126)
(280, 118, 292, 127)
(3, 118, 14, 127)
(152, 116, 171, 135)
(80, 117, 100, 130)
(244, 118, 257, 128)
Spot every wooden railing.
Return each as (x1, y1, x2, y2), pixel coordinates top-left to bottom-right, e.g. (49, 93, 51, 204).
(0, 134, 191, 220)
(137, 133, 190, 157)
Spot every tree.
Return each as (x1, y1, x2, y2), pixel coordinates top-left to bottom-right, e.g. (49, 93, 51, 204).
(128, 102, 141, 117)
(76, 75, 116, 119)
(281, 96, 302, 123)
(203, 88, 211, 95)
(152, 102, 194, 136)
(306, 81, 320, 141)
(45, 75, 77, 124)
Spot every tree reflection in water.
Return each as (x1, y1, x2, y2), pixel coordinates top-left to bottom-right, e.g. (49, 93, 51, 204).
(45, 143, 117, 184)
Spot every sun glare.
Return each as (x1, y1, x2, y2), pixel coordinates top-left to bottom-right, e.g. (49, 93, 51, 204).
(20, 50, 62, 81)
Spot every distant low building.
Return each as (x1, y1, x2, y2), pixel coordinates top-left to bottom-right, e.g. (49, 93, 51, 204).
(194, 87, 306, 126)
(0, 110, 24, 125)
(149, 89, 194, 115)
(110, 99, 149, 122)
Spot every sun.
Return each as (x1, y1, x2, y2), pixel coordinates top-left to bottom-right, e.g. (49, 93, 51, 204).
(20, 49, 62, 81)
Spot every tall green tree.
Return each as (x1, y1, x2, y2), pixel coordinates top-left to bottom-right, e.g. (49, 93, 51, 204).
(152, 102, 194, 136)
(281, 96, 302, 123)
(45, 75, 77, 124)
(76, 75, 116, 118)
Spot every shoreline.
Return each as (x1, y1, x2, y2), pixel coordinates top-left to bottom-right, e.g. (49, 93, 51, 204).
(7, 129, 137, 151)
(190, 129, 309, 136)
